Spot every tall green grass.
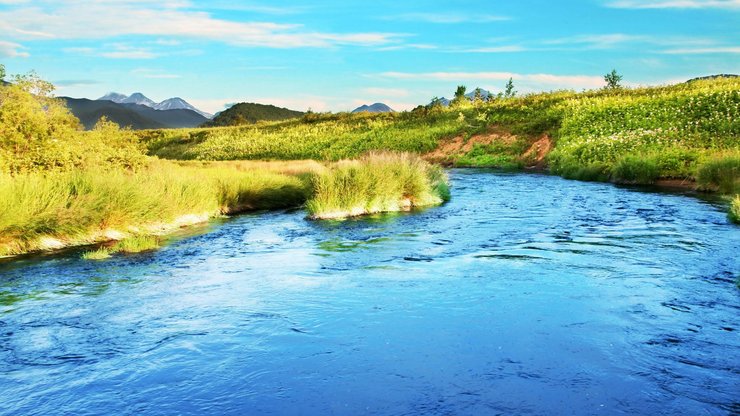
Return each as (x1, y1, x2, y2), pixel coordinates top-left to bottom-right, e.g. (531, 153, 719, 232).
(306, 152, 450, 219)
(728, 195, 740, 224)
(0, 160, 310, 256)
(696, 154, 740, 194)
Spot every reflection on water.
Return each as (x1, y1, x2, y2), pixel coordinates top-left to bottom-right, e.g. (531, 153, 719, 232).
(0, 170, 738, 415)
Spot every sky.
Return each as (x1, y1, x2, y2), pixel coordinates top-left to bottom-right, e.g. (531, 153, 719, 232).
(0, 0, 738, 114)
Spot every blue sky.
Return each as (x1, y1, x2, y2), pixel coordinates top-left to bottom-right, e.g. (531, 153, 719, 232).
(1, 0, 738, 113)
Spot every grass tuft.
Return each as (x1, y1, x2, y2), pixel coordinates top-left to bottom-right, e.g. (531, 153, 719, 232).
(306, 152, 449, 219)
(112, 235, 160, 253)
(697, 154, 740, 194)
(729, 195, 740, 224)
(81, 247, 112, 260)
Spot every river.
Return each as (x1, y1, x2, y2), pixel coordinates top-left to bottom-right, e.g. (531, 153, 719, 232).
(1, 170, 738, 415)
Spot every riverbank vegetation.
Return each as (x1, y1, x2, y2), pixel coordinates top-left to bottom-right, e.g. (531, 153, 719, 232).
(139, 76, 738, 220)
(0, 74, 449, 256)
(306, 152, 449, 219)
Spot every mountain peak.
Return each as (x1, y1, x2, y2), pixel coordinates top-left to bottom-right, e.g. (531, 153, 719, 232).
(121, 92, 157, 108)
(351, 102, 394, 113)
(98, 92, 128, 103)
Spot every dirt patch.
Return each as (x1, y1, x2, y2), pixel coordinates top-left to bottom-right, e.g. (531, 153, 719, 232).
(424, 129, 518, 165)
(521, 134, 553, 169)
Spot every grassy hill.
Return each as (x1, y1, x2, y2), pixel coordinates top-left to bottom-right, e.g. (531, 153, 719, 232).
(203, 102, 304, 127)
(139, 77, 739, 194)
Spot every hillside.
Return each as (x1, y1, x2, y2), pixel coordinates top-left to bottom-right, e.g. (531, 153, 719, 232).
(61, 97, 209, 130)
(203, 102, 304, 127)
(138, 78, 739, 189)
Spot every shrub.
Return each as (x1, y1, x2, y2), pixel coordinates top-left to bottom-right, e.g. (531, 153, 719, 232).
(611, 156, 660, 184)
(696, 154, 740, 194)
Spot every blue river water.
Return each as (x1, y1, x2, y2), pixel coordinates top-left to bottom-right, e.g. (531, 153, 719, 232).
(1, 170, 738, 415)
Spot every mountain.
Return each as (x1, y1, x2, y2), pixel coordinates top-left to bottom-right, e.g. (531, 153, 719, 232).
(98, 92, 128, 103)
(204, 102, 304, 127)
(352, 103, 394, 113)
(97, 92, 212, 118)
(61, 97, 209, 130)
(155, 97, 213, 119)
(120, 92, 157, 108)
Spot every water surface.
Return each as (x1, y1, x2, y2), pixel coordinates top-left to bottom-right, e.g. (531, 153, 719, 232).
(1, 171, 738, 415)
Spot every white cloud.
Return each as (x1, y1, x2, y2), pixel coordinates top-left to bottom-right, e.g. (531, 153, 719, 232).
(460, 45, 527, 53)
(64, 44, 158, 59)
(0, 40, 29, 58)
(0, 1, 402, 49)
(606, 0, 740, 9)
(386, 13, 511, 23)
(379, 71, 607, 90)
(662, 46, 740, 53)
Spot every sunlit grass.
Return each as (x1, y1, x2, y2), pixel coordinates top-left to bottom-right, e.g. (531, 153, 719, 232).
(306, 152, 449, 219)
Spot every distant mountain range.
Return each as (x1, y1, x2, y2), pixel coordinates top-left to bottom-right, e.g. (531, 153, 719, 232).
(352, 103, 394, 113)
(204, 102, 305, 127)
(99, 92, 213, 119)
(61, 97, 210, 130)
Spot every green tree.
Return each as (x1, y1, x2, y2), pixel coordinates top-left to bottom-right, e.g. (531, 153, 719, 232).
(473, 88, 483, 105)
(604, 69, 623, 89)
(0, 64, 5, 82)
(504, 78, 516, 98)
(451, 85, 468, 107)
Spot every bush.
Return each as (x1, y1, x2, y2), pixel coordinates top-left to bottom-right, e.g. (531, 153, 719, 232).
(696, 154, 740, 194)
(306, 152, 449, 219)
(611, 156, 660, 184)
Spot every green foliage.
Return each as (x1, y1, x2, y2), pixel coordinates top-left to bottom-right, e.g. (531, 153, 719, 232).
(696, 153, 740, 194)
(204, 102, 304, 127)
(604, 69, 623, 90)
(306, 152, 449, 219)
(140, 110, 473, 161)
(112, 235, 160, 253)
(0, 75, 146, 174)
(611, 155, 660, 184)
(549, 77, 740, 183)
(0, 161, 311, 256)
(504, 78, 516, 98)
(451, 85, 468, 107)
(0, 64, 5, 81)
(728, 195, 740, 224)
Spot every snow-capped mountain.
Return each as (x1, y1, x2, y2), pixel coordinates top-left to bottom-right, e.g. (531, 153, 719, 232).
(97, 92, 212, 119)
(120, 92, 158, 108)
(155, 97, 213, 119)
(98, 92, 128, 103)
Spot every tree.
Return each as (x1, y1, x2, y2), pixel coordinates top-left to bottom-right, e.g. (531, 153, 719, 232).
(504, 78, 516, 98)
(451, 85, 468, 107)
(604, 69, 623, 89)
(473, 88, 483, 105)
(0, 64, 5, 82)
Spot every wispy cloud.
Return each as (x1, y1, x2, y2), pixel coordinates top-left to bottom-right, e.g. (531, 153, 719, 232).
(0, 40, 29, 58)
(379, 71, 607, 90)
(53, 79, 99, 87)
(662, 46, 740, 53)
(458, 45, 527, 53)
(384, 12, 511, 24)
(0, 1, 402, 49)
(64, 44, 158, 59)
(606, 0, 740, 9)
(131, 68, 181, 79)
